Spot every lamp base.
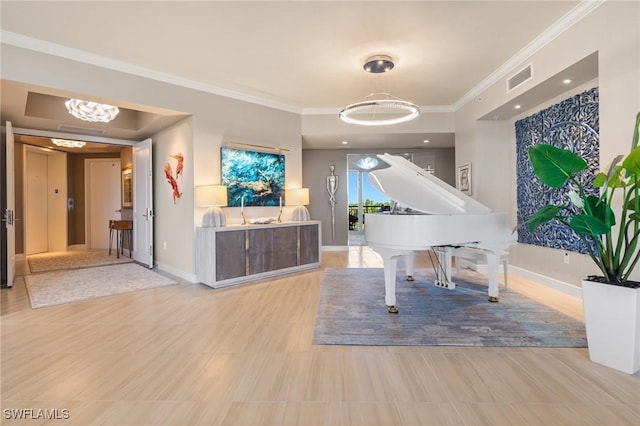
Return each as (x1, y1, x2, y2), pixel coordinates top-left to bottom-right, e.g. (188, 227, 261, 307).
(292, 206, 310, 221)
(202, 206, 226, 227)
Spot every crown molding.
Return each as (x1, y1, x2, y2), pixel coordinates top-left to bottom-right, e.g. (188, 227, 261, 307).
(451, 0, 606, 111)
(1, 30, 302, 114)
(1, 0, 604, 117)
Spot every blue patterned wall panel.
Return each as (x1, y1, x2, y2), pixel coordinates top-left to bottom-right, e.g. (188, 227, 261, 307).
(516, 87, 599, 253)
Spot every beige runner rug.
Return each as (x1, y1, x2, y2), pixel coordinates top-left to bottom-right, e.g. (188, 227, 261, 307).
(24, 263, 178, 309)
(27, 250, 132, 273)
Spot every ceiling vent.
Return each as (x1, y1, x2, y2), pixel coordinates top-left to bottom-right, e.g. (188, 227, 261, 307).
(57, 124, 105, 135)
(507, 64, 533, 93)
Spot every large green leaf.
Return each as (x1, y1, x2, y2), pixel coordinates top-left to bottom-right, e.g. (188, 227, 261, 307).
(584, 195, 615, 227)
(526, 205, 562, 232)
(630, 212, 640, 221)
(622, 145, 640, 176)
(528, 144, 587, 188)
(628, 197, 639, 212)
(569, 214, 611, 236)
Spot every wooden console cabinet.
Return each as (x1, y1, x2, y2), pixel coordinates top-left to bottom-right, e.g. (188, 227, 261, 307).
(196, 221, 321, 288)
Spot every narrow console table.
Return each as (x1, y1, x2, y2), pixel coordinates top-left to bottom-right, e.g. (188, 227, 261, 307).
(196, 221, 321, 288)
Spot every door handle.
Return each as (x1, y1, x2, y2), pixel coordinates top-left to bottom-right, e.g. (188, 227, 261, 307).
(2, 210, 15, 225)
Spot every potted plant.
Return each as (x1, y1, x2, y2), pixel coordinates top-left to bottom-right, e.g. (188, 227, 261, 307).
(522, 112, 640, 374)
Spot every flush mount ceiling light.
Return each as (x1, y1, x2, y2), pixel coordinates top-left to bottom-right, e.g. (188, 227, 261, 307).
(363, 54, 394, 73)
(340, 55, 420, 126)
(65, 98, 120, 123)
(354, 156, 380, 170)
(52, 138, 86, 148)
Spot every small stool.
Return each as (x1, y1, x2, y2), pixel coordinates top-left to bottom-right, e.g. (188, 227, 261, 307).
(109, 220, 133, 258)
(452, 247, 509, 288)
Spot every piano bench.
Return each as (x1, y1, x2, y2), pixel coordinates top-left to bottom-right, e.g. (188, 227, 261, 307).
(452, 247, 509, 289)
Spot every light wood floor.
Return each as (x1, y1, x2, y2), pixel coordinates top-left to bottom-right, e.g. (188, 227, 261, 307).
(1, 247, 638, 425)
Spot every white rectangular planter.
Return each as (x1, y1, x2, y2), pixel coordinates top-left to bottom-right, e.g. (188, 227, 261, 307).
(582, 280, 640, 374)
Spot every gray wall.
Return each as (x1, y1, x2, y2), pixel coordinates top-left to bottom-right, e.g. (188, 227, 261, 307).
(302, 147, 455, 246)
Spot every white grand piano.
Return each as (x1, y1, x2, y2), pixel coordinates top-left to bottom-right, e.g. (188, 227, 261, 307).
(365, 153, 516, 313)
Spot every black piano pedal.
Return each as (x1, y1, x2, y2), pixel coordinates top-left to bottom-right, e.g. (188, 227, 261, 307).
(406, 275, 414, 281)
(488, 296, 499, 303)
(387, 306, 399, 314)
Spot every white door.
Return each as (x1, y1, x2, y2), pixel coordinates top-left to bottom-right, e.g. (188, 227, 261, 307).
(25, 150, 49, 254)
(85, 159, 121, 249)
(3, 122, 15, 287)
(133, 138, 153, 268)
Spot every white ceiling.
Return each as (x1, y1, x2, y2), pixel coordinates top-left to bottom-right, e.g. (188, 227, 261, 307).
(1, 1, 585, 149)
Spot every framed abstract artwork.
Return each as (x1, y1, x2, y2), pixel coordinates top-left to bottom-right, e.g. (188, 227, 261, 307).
(221, 147, 285, 207)
(457, 163, 471, 195)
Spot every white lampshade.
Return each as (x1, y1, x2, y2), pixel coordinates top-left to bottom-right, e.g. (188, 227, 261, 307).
(287, 188, 310, 221)
(195, 185, 228, 227)
(286, 188, 309, 206)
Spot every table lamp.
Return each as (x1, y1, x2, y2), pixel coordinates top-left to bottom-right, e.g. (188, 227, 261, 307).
(287, 188, 310, 221)
(196, 185, 227, 227)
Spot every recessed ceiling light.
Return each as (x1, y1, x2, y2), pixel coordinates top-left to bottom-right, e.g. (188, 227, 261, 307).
(342, 141, 348, 145)
(423, 140, 430, 144)
(563, 78, 572, 84)
(514, 105, 521, 109)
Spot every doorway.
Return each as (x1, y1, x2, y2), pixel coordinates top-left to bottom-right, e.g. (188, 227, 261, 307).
(24, 146, 67, 255)
(85, 158, 121, 250)
(347, 154, 393, 246)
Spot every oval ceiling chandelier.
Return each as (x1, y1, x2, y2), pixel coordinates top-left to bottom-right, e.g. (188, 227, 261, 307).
(339, 55, 420, 126)
(65, 98, 120, 123)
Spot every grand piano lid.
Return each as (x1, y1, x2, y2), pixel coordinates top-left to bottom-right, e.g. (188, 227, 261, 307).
(368, 153, 491, 215)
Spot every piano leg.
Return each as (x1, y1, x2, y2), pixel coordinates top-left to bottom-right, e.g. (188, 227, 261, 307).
(404, 253, 415, 282)
(486, 251, 499, 302)
(369, 245, 409, 313)
(382, 256, 399, 313)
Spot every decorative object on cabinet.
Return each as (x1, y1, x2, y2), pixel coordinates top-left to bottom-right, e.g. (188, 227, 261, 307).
(121, 166, 133, 208)
(195, 184, 228, 227)
(457, 163, 471, 195)
(164, 152, 184, 204)
(327, 165, 338, 240)
(221, 147, 285, 207)
(287, 188, 310, 221)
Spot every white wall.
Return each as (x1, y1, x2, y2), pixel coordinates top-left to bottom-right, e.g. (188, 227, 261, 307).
(1, 45, 302, 280)
(454, 1, 640, 287)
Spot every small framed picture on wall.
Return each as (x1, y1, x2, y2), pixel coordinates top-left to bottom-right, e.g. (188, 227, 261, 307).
(121, 166, 133, 208)
(457, 163, 471, 195)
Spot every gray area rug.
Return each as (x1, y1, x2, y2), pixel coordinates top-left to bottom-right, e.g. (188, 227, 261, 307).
(313, 268, 587, 347)
(24, 263, 178, 309)
(28, 250, 132, 273)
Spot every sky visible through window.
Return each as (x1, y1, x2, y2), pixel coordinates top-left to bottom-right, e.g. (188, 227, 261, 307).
(348, 171, 388, 204)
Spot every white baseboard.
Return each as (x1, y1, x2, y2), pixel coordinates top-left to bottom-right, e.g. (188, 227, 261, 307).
(68, 244, 87, 251)
(155, 261, 198, 283)
(456, 259, 581, 300)
(15, 253, 25, 261)
(509, 265, 582, 299)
